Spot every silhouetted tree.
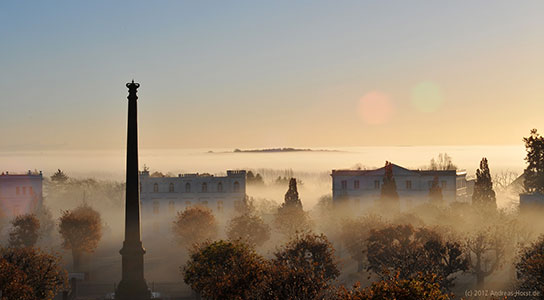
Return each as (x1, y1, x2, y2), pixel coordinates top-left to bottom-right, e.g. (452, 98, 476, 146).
(465, 227, 505, 287)
(0, 247, 67, 300)
(523, 129, 544, 193)
(227, 212, 271, 247)
(429, 176, 443, 204)
(472, 158, 496, 209)
(260, 233, 340, 300)
(8, 214, 40, 248)
(50, 169, 68, 184)
(428, 153, 457, 171)
(274, 178, 312, 237)
(172, 206, 218, 247)
(380, 162, 399, 212)
(367, 224, 467, 290)
(284, 178, 302, 208)
(183, 240, 267, 300)
(335, 273, 452, 300)
(339, 214, 385, 272)
(59, 204, 102, 272)
(516, 235, 544, 295)
(493, 170, 519, 192)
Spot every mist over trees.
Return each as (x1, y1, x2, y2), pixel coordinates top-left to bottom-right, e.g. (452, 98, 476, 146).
(172, 206, 218, 247)
(465, 226, 506, 287)
(226, 211, 271, 247)
(380, 162, 399, 212)
(429, 176, 443, 205)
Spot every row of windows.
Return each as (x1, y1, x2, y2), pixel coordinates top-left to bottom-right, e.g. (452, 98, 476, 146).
(148, 181, 240, 193)
(340, 180, 447, 190)
(15, 186, 34, 196)
(152, 200, 225, 214)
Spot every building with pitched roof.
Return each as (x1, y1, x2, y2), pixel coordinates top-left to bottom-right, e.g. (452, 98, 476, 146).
(331, 163, 468, 210)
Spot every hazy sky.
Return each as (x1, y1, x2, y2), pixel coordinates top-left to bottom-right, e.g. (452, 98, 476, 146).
(1, 1, 543, 151)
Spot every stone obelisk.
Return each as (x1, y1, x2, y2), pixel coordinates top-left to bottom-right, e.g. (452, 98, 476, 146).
(116, 80, 151, 300)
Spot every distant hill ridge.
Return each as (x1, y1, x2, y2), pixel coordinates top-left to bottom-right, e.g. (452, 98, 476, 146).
(209, 148, 340, 153)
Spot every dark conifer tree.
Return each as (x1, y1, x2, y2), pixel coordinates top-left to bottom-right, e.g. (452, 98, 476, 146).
(472, 157, 496, 209)
(523, 129, 544, 193)
(380, 161, 399, 211)
(429, 176, 443, 204)
(283, 178, 302, 209)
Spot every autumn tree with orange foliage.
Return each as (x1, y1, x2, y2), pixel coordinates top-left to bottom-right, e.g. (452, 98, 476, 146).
(336, 273, 451, 300)
(0, 247, 67, 300)
(59, 204, 102, 272)
(172, 206, 218, 247)
(367, 224, 467, 290)
(8, 213, 40, 248)
(183, 240, 267, 300)
(516, 235, 544, 294)
(259, 233, 340, 300)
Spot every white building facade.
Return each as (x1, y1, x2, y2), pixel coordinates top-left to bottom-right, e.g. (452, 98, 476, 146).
(331, 164, 468, 210)
(139, 170, 246, 234)
(0, 171, 43, 219)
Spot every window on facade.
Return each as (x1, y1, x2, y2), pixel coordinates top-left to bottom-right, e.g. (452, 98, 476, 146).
(153, 200, 159, 214)
(217, 200, 223, 212)
(169, 183, 174, 193)
(185, 183, 191, 193)
(374, 180, 380, 189)
(185, 201, 191, 207)
(354, 180, 360, 189)
(16, 187, 20, 195)
(169, 200, 175, 213)
(441, 181, 447, 189)
(202, 183, 208, 192)
(233, 181, 240, 192)
(29, 186, 34, 194)
(217, 182, 223, 192)
(22, 187, 26, 195)
(341, 180, 347, 190)
(153, 183, 159, 193)
(406, 180, 412, 190)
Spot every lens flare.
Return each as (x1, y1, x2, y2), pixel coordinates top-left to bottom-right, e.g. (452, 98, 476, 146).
(358, 91, 394, 125)
(411, 81, 444, 113)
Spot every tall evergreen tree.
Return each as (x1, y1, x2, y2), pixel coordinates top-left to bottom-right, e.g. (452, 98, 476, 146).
(283, 178, 302, 209)
(274, 178, 311, 237)
(429, 176, 443, 204)
(472, 158, 496, 208)
(523, 129, 544, 193)
(380, 162, 399, 211)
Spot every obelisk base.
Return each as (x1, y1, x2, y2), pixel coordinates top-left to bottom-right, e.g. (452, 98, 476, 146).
(115, 241, 151, 300)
